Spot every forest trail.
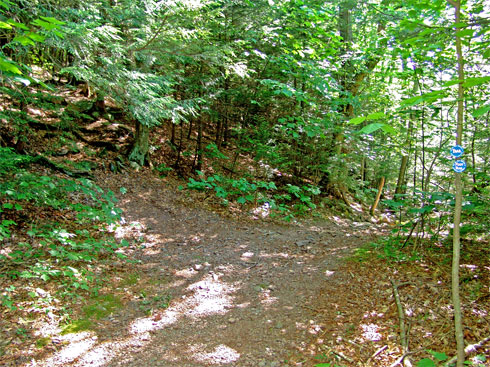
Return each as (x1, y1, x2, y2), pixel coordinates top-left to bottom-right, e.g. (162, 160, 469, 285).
(26, 171, 377, 367)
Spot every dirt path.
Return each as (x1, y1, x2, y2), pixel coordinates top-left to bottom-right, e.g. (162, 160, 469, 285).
(29, 171, 376, 367)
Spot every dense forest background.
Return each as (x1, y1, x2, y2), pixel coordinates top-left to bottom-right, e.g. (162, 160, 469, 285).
(0, 0, 489, 366)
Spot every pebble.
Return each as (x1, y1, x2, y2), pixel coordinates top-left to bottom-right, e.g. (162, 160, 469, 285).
(228, 318, 236, 324)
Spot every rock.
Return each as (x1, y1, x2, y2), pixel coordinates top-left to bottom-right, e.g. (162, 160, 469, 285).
(295, 240, 311, 247)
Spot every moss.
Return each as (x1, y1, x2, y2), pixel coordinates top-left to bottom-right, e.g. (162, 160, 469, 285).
(83, 294, 122, 319)
(35, 337, 51, 348)
(61, 319, 93, 335)
(119, 272, 140, 287)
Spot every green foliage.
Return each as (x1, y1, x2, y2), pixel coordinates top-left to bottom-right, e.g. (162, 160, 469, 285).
(154, 163, 173, 177)
(183, 171, 321, 219)
(61, 319, 94, 335)
(83, 294, 122, 319)
(0, 2, 64, 84)
(352, 238, 419, 263)
(0, 147, 127, 311)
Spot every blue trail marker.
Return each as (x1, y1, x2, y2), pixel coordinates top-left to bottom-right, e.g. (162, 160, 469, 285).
(450, 145, 464, 157)
(453, 160, 466, 173)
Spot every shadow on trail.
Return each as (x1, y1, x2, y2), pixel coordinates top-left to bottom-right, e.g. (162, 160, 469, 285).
(24, 174, 375, 367)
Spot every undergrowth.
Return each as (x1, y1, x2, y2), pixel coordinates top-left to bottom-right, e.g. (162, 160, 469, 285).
(0, 147, 128, 313)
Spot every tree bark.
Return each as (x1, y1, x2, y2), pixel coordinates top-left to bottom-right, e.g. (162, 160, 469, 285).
(128, 120, 150, 167)
(448, 0, 465, 365)
(395, 155, 408, 195)
(370, 176, 385, 217)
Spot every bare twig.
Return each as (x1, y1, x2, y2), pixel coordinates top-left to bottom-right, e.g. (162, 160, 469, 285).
(389, 351, 415, 367)
(366, 345, 388, 364)
(391, 279, 413, 367)
(132, 13, 170, 53)
(330, 349, 354, 364)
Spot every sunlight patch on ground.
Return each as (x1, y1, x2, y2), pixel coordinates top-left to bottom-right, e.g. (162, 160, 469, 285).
(259, 290, 278, 306)
(175, 267, 199, 278)
(241, 251, 255, 258)
(186, 277, 236, 317)
(259, 251, 290, 259)
(33, 333, 97, 366)
(130, 310, 179, 334)
(25, 274, 238, 367)
(360, 323, 382, 341)
(190, 344, 240, 364)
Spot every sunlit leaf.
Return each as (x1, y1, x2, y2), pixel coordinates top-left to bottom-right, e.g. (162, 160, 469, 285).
(27, 32, 46, 42)
(40, 16, 65, 25)
(359, 123, 384, 134)
(7, 19, 29, 30)
(12, 35, 35, 46)
(348, 116, 366, 125)
(0, 58, 22, 74)
(366, 112, 386, 120)
(381, 124, 397, 134)
(416, 358, 436, 367)
(472, 105, 490, 118)
(463, 76, 490, 88)
(456, 29, 474, 38)
(427, 350, 448, 361)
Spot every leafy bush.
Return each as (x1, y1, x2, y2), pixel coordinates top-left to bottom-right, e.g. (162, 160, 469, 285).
(183, 171, 321, 219)
(0, 147, 126, 310)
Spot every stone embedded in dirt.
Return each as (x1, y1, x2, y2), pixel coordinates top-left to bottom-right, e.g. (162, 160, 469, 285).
(295, 240, 311, 247)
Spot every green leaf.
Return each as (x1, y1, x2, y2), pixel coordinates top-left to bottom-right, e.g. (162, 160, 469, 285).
(12, 35, 35, 46)
(381, 124, 397, 134)
(359, 123, 384, 134)
(0, 21, 12, 29)
(348, 116, 366, 125)
(401, 90, 445, 106)
(0, 58, 22, 74)
(40, 16, 65, 25)
(27, 32, 46, 42)
(427, 350, 448, 361)
(237, 197, 247, 204)
(7, 19, 29, 30)
(416, 358, 436, 367)
(365, 112, 386, 120)
(31, 19, 58, 31)
(0, 1, 12, 10)
(119, 187, 127, 195)
(472, 105, 490, 118)
(456, 29, 474, 38)
(463, 76, 490, 88)
(3, 203, 13, 209)
(41, 273, 50, 281)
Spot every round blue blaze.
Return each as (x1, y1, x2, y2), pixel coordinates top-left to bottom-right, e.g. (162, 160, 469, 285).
(453, 160, 466, 173)
(450, 145, 464, 157)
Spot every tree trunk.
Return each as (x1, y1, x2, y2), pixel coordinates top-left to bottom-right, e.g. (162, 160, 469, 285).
(194, 115, 203, 172)
(449, 0, 465, 365)
(370, 176, 385, 217)
(129, 120, 150, 167)
(395, 155, 408, 195)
